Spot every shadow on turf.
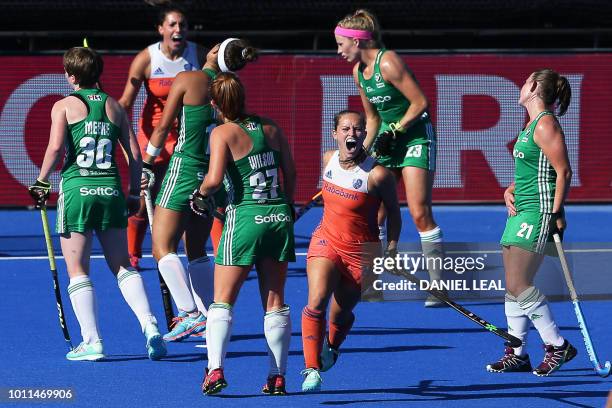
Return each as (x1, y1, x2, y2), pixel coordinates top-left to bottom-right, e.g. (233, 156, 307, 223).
(226, 326, 577, 343)
(311, 379, 607, 407)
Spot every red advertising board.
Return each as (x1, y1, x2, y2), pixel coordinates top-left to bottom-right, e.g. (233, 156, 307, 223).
(0, 54, 611, 205)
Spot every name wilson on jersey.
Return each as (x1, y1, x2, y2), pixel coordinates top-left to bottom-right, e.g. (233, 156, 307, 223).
(248, 151, 275, 170)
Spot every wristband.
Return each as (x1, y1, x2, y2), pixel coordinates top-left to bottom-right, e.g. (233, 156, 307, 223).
(552, 208, 565, 216)
(146, 142, 161, 157)
(143, 161, 153, 170)
(389, 121, 406, 134)
(128, 194, 141, 200)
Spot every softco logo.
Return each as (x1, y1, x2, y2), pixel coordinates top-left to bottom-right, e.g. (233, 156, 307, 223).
(368, 95, 391, 104)
(79, 187, 120, 196)
(254, 214, 291, 224)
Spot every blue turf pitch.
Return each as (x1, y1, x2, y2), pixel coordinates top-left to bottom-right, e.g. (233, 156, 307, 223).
(0, 205, 611, 407)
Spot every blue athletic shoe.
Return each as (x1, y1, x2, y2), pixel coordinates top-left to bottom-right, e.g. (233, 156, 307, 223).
(144, 322, 167, 360)
(169, 311, 188, 330)
(66, 340, 105, 361)
(320, 338, 339, 372)
(301, 368, 322, 392)
(163, 312, 206, 342)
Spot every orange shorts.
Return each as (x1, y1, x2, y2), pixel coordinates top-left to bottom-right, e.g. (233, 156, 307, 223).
(307, 227, 377, 287)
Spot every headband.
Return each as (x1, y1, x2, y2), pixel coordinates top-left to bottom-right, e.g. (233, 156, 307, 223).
(218, 37, 239, 73)
(334, 26, 373, 40)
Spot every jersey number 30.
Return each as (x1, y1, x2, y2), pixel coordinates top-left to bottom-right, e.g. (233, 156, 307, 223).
(250, 169, 278, 200)
(77, 137, 112, 169)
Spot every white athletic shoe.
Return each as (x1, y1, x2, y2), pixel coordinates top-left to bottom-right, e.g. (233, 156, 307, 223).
(301, 368, 322, 392)
(66, 340, 105, 361)
(144, 322, 167, 361)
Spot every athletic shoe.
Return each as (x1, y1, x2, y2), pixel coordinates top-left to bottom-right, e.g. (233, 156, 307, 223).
(169, 311, 188, 330)
(486, 346, 532, 373)
(533, 339, 577, 376)
(129, 255, 140, 270)
(301, 368, 322, 393)
(66, 340, 105, 361)
(144, 322, 167, 360)
(202, 368, 227, 395)
(262, 375, 286, 395)
(320, 337, 339, 372)
(163, 312, 206, 342)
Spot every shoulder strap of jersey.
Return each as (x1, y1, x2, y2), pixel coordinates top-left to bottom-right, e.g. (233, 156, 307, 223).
(529, 110, 554, 132)
(373, 48, 387, 78)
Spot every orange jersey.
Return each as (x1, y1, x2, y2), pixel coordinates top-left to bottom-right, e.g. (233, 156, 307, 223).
(138, 41, 200, 163)
(318, 151, 381, 245)
(308, 152, 381, 285)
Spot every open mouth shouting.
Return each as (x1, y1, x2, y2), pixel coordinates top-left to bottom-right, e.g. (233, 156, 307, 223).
(345, 136, 358, 153)
(171, 34, 184, 44)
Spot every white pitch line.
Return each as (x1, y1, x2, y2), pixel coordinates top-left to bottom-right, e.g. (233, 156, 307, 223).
(0, 252, 310, 261)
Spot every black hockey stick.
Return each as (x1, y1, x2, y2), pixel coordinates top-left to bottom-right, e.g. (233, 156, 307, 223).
(392, 269, 522, 347)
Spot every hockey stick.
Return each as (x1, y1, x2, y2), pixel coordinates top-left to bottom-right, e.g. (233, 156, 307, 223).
(391, 268, 522, 347)
(144, 189, 175, 330)
(295, 191, 323, 220)
(213, 190, 323, 223)
(40, 206, 73, 351)
(553, 233, 611, 377)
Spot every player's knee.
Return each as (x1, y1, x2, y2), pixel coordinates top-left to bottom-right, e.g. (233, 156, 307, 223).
(304, 301, 326, 316)
(152, 245, 171, 262)
(505, 281, 528, 298)
(410, 206, 433, 230)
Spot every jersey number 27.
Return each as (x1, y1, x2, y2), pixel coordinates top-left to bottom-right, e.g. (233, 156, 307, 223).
(250, 169, 279, 200)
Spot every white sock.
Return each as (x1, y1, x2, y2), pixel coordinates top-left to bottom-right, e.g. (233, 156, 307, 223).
(264, 306, 291, 376)
(505, 293, 530, 356)
(206, 303, 233, 371)
(517, 286, 564, 347)
(188, 256, 214, 317)
(68, 275, 100, 344)
(419, 226, 443, 281)
(158, 253, 197, 314)
(117, 267, 157, 332)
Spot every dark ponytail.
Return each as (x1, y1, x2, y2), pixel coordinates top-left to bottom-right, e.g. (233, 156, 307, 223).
(555, 75, 571, 117)
(532, 68, 572, 117)
(221, 38, 258, 72)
